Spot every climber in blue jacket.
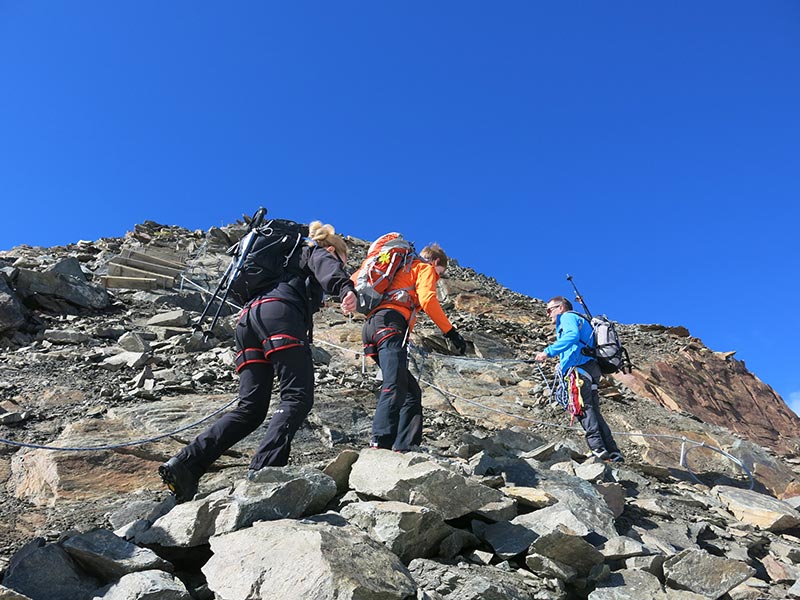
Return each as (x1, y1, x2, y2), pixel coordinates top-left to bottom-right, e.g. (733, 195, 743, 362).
(535, 296, 623, 462)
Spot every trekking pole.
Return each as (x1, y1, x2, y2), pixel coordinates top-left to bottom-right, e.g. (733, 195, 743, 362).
(534, 362, 554, 396)
(566, 274, 593, 319)
(196, 207, 268, 341)
(193, 260, 235, 333)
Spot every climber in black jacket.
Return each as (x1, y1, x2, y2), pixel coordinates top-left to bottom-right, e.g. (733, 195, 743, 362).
(159, 221, 357, 503)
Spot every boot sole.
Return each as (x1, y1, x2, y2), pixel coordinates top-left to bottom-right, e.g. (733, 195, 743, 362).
(158, 465, 179, 495)
(158, 464, 197, 502)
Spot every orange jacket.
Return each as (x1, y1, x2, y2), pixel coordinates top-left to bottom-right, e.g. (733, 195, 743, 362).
(373, 259, 453, 333)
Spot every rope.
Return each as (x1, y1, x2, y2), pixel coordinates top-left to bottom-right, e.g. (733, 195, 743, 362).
(1, 335, 753, 488)
(315, 338, 360, 356)
(399, 344, 753, 488)
(0, 338, 352, 453)
(417, 373, 753, 489)
(0, 397, 240, 452)
(323, 340, 750, 447)
(415, 348, 753, 488)
(179, 275, 242, 310)
(420, 377, 577, 432)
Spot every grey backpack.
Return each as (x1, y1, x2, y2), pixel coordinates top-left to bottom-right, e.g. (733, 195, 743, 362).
(571, 311, 632, 374)
(587, 314, 631, 374)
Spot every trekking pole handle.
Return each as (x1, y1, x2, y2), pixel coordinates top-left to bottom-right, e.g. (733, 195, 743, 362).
(228, 208, 267, 258)
(250, 207, 267, 230)
(566, 274, 592, 319)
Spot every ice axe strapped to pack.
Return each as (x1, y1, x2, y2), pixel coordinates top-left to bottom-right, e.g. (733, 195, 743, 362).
(566, 274, 632, 374)
(193, 208, 308, 341)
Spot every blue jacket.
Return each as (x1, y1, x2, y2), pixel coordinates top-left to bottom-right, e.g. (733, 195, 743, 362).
(544, 311, 594, 372)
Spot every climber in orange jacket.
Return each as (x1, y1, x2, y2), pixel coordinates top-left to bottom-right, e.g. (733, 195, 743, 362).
(361, 242, 466, 451)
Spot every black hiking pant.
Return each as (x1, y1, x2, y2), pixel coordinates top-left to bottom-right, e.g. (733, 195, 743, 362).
(362, 309, 422, 451)
(576, 360, 620, 455)
(176, 298, 313, 476)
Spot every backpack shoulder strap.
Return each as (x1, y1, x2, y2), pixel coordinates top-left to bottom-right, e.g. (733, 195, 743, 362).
(565, 311, 594, 347)
(565, 310, 589, 325)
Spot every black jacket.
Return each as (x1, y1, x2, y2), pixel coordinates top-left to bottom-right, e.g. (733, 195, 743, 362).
(260, 244, 354, 323)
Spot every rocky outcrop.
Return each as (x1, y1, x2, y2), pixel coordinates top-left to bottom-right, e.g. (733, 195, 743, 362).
(616, 346, 800, 455)
(0, 277, 25, 335)
(663, 549, 756, 598)
(349, 449, 508, 519)
(14, 259, 110, 311)
(2, 447, 799, 598)
(1, 217, 800, 598)
(203, 516, 417, 600)
(714, 485, 800, 531)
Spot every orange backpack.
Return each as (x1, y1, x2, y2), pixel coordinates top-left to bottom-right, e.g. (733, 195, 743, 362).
(351, 233, 416, 314)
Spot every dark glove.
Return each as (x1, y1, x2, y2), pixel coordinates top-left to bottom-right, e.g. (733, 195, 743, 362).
(445, 327, 467, 355)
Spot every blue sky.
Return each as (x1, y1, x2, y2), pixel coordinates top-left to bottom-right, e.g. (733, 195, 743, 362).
(2, 2, 799, 414)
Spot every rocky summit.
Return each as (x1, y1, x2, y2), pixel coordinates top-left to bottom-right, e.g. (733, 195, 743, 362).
(1, 217, 799, 600)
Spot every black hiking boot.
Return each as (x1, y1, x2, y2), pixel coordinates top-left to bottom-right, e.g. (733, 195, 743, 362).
(369, 436, 392, 450)
(607, 451, 625, 463)
(159, 457, 199, 504)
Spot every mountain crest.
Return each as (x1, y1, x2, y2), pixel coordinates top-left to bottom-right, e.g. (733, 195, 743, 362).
(1, 218, 799, 599)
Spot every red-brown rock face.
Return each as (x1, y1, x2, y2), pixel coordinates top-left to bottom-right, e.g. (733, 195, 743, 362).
(616, 348, 800, 456)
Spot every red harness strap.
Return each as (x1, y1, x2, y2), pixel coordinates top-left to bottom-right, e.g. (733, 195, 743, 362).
(567, 369, 585, 424)
(236, 347, 269, 371)
(237, 297, 281, 322)
(235, 296, 307, 373)
(235, 333, 306, 372)
(363, 326, 403, 359)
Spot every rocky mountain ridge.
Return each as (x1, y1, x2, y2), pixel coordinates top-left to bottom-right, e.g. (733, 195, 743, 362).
(0, 217, 799, 599)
